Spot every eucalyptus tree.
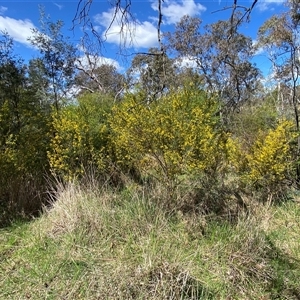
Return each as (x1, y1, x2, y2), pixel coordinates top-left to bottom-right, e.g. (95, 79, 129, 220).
(127, 48, 179, 101)
(258, 3, 300, 129)
(165, 14, 260, 114)
(128, 46, 206, 102)
(29, 12, 77, 111)
(75, 62, 125, 99)
(72, 1, 259, 103)
(27, 58, 52, 109)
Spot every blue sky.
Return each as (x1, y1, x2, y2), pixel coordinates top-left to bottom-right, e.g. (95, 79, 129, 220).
(0, 0, 288, 76)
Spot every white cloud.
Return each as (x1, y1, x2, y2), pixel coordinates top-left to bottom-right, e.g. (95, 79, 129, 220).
(129, 21, 159, 48)
(174, 56, 198, 69)
(93, 1, 206, 49)
(104, 20, 157, 49)
(53, 3, 63, 10)
(257, 0, 285, 12)
(252, 40, 265, 56)
(0, 6, 8, 15)
(0, 16, 35, 46)
(76, 54, 123, 72)
(94, 8, 158, 49)
(151, 0, 206, 25)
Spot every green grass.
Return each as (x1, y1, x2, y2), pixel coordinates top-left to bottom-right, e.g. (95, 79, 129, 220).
(0, 182, 300, 299)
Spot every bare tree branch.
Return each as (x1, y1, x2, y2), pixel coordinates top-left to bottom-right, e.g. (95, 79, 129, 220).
(73, 0, 135, 56)
(75, 54, 104, 92)
(212, 0, 258, 39)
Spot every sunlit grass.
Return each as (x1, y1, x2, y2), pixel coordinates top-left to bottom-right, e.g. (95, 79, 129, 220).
(0, 181, 299, 299)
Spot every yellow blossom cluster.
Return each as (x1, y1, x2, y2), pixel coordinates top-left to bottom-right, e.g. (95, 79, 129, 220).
(47, 93, 112, 180)
(47, 108, 90, 180)
(109, 87, 229, 183)
(46, 89, 297, 190)
(243, 120, 296, 186)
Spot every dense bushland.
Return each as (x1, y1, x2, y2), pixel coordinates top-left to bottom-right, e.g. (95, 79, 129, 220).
(1, 6, 300, 223)
(1, 3, 300, 298)
(1, 83, 298, 224)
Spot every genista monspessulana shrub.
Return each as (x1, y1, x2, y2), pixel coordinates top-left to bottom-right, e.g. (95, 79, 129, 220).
(244, 120, 297, 190)
(47, 87, 297, 202)
(109, 86, 231, 186)
(47, 93, 112, 180)
(228, 118, 297, 196)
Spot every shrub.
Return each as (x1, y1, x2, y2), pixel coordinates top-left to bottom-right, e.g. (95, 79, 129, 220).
(228, 99, 278, 149)
(0, 97, 51, 223)
(109, 86, 230, 188)
(244, 120, 296, 189)
(47, 93, 112, 181)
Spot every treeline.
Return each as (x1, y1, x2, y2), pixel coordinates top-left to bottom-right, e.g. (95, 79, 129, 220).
(1, 5, 300, 224)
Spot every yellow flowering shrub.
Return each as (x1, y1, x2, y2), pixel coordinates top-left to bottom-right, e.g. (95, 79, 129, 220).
(109, 87, 229, 184)
(48, 108, 87, 179)
(242, 120, 296, 188)
(47, 93, 112, 180)
(224, 136, 244, 171)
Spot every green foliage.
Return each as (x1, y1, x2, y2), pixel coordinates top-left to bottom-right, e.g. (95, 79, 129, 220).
(0, 34, 52, 221)
(165, 15, 260, 111)
(229, 99, 278, 148)
(75, 63, 125, 97)
(29, 12, 77, 111)
(0, 92, 50, 173)
(109, 86, 230, 186)
(0, 97, 51, 222)
(128, 48, 177, 101)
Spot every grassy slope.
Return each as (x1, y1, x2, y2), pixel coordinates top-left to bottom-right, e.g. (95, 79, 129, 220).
(0, 183, 299, 299)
